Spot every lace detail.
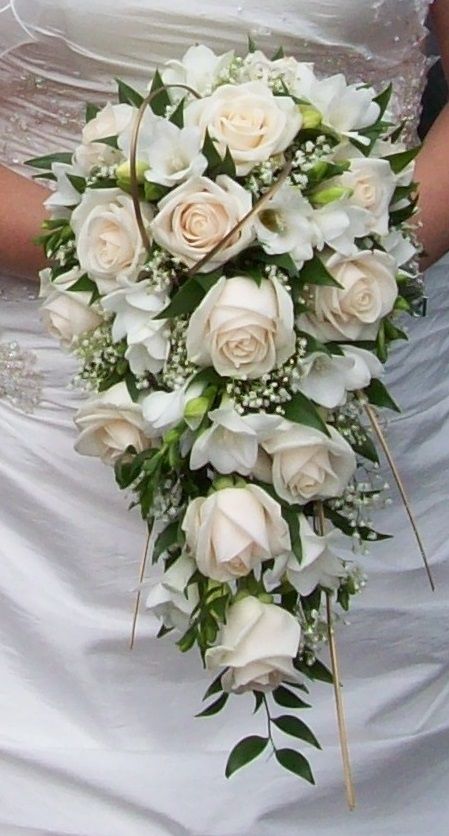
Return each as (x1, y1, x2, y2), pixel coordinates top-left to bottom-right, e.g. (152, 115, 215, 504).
(0, 340, 42, 412)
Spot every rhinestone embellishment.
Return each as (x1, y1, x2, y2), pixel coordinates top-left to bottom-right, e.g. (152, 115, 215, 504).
(0, 341, 42, 412)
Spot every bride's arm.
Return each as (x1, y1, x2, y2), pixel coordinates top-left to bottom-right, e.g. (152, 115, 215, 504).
(414, 0, 449, 267)
(0, 165, 50, 281)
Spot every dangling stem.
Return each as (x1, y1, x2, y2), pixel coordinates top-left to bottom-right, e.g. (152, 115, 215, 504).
(357, 393, 435, 591)
(315, 502, 356, 811)
(129, 523, 152, 649)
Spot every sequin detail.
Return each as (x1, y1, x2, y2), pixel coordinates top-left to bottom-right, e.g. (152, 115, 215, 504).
(0, 341, 42, 412)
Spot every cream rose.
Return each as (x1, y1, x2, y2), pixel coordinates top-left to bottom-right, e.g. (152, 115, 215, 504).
(41, 290, 102, 349)
(182, 485, 291, 583)
(74, 382, 152, 465)
(184, 81, 302, 175)
(151, 175, 253, 272)
(338, 158, 396, 236)
(186, 275, 295, 379)
(262, 421, 356, 504)
(205, 597, 301, 694)
(71, 189, 152, 294)
(297, 250, 398, 341)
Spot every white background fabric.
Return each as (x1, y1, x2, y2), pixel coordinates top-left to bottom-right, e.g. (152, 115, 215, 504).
(1, 2, 448, 834)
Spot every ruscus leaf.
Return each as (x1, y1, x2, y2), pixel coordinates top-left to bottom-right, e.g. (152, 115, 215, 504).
(273, 686, 311, 710)
(225, 736, 268, 778)
(273, 715, 322, 749)
(196, 692, 229, 717)
(275, 748, 315, 784)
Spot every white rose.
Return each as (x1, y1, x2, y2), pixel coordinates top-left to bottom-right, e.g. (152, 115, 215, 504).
(184, 81, 302, 175)
(41, 289, 102, 349)
(182, 485, 291, 583)
(145, 554, 199, 632)
(162, 45, 234, 100)
(74, 382, 152, 465)
(266, 515, 346, 596)
(82, 103, 135, 145)
(101, 281, 170, 376)
(297, 346, 383, 409)
(205, 597, 301, 694)
(337, 158, 396, 236)
(190, 404, 282, 475)
(186, 275, 295, 379)
(151, 175, 253, 272)
(297, 250, 398, 341)
(71, 188, 152, 294)
(262, 421, 356, 504)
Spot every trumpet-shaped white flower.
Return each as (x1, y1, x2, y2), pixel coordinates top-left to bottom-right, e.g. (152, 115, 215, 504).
(162, 45, 234, 99)
(145, 555, 199, 632)
(143, 121, 207, 187)
(141, 381, 204, 438)
(190, 404, 282, 474)
(301, 74, 380, 137)
(254, 184, 315, 268)
(266, 515, 346, 596)
(101, 281, 169, 376)
(297, 346, 383, 408)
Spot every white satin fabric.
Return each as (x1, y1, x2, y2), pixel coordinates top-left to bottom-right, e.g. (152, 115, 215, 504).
(2, 2, 449, 834)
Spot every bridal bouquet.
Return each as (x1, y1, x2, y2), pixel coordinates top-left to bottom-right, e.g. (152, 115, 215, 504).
(30, 42, 422, 785)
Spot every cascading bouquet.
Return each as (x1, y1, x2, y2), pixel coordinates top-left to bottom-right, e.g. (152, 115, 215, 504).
(30, 42, 424, 788)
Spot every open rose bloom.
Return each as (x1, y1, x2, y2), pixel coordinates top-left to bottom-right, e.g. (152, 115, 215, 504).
(34, 42, 421, 783)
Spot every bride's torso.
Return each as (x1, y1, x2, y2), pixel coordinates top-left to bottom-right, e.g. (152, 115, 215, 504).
(0, 0, 434, 176)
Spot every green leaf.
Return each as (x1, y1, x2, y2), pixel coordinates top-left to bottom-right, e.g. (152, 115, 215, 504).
(67, 174, 86, 194)
(324, 508, 392, 542)
(272, 715, 322, 749)
(85, 102, 101, 122)
(297, 255, 342, 288)
(64, 274, 96, 293)
(271, 45, 285, 60)
(25, 151, 73, 170)
(283, 392, 330, 436)
(189, 366, 222, 390)
(155, 272, 221, 319)
(384, 146, 420, 174)
(273, 686, 311, 710)
(169, 97, 185, 128)
(295, 658, 334, 684)
(202, 129, 223, 170)
(215, 145, 237, 178)
(253, 691, 264, 713)
(225, 735, 268, 778)
(125, 373, 140, 402)
(116, 78, 144, 107)
(351, 433, 379, 464)
(203, 673, 224, 702)
(177, 625, 197, 652)
(283, 509, 302, 564)
(389, 196, 418, 225)
(364, 379, 400, 413)
(148, 69, 171, 115)
(157, 623, 174, 638)
(255, 250, 299, 278)
(196, 692, 229, 717)
(373, 83, 393, 119)
(32, 171, 57, 182)
(144, 181, 170, 202)
(153, 520, 180, 562)
(384, 319, 408, 343)
(275, 748, 315, 784)
(248, 35, 257, 53)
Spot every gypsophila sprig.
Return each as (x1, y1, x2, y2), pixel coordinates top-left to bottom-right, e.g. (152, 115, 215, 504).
(32, 39, 424, 788)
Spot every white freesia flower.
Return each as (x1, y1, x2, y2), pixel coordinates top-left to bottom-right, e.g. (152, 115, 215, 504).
(71, 188, 153, 294)
(186, 275, 295, 379)
(141, 381, 204, 437)
(142, 120, 207, 187)
(382, 229, 417, 267)
(73, 142, 124, 176)
(82, 103, 135, 145)
(205, 597, 301, 694)
(312, 200, 369, 257)
(151, 175, 253, 271)
(184, 81, 302, 175)
(182, 485, 291, 583)
(101, 281, 170, 376)
(145, 554, 199, 632)
(39, 266, 83, 298)
(74, 382, 152, 465)
(41, 289, 102, 349)
(190, 404, 282, 474)
(337, 158, 396, 236)
(297, 346, 383, 408)
(162, 45, 234, 99)
(254, 184, 315, 267)
(44, 163, 82, 212)
(302, 74, 380, 137)
(262, 421, 356, 504)
(297, 249, 398, 341)
(266, 515, 346, 596)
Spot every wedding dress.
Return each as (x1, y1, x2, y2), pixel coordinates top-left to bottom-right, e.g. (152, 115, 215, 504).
(1, 2, 448, 834)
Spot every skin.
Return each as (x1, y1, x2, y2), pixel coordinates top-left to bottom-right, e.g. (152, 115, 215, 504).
(0, 0, 448, 281)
